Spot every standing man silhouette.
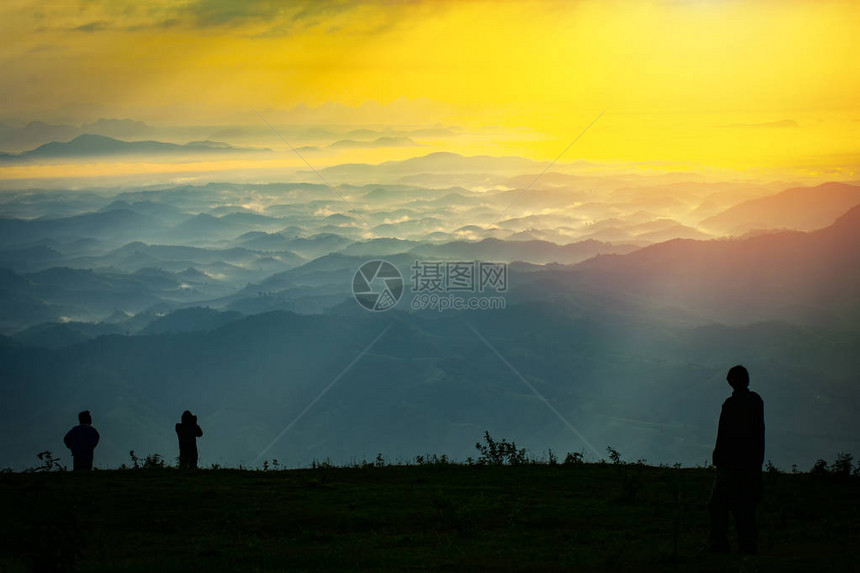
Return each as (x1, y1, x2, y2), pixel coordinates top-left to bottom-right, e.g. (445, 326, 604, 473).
(176, 410, 203, 469)
(64, 410, 100, 471)
(709, 365, 765, 555)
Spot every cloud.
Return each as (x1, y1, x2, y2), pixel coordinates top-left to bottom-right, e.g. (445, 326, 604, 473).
(29, 0, 374, 36)
(724, 120, 799, 129)
(291, 1, 354, 23)
(188, 0, 290, 28)
(73, 20, 110, 33)
(177, 0, 365, 33)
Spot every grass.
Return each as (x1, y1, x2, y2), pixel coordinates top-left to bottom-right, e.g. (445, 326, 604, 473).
(0, 461, 857, 572)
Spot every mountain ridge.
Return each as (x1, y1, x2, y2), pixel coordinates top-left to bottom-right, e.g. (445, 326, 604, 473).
(0, 134, 268, 162)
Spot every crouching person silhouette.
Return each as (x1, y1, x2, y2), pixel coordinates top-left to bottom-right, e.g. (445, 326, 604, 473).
(64, 410, 100, 471)
(709, 365, 765, 555)
(176, 410, 203, 469)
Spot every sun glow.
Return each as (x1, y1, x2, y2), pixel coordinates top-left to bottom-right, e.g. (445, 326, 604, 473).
(0, 0, 857, 182)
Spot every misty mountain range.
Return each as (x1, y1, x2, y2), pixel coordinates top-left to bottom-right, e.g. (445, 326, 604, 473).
(1, 151, 858, 471)
(0, 118, 456, 154)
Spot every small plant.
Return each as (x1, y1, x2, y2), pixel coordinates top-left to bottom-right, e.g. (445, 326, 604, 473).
(765, 460, 780, 474)
(547, 449, 558, 465)
(144, 453, 166, 468)
(375, 453, 385, 468)
(415, 453, 451, 466)
(258, 458, 283, 471)
(605, 446, 645, 502)
(129, 450, 167, 469)
(27, 451, 66, 472)
(475, 431, 527, 466)
(810, 459, 829, 475)
(563, 451, 584, 465)
(831, 453, 853, 477)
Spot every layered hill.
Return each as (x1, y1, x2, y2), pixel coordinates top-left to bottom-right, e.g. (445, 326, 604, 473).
(700, 182, 860, 235)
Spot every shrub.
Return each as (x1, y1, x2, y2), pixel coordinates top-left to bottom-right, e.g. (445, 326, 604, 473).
(27, 451, 66, 472)
(605, 446, 645, 502)
(810, 459, 829, 475)
(475, 431, 526, 466)
(831, 453, 853, 477)
(129, 450, 167, 469)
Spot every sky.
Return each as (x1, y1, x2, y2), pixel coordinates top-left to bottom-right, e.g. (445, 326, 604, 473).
(1, 0, 859, 182)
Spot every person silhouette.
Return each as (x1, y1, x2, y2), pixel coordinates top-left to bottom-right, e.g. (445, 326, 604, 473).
(176, 410, 203, 469)
(708, 365, 765, 555)
(63, 410, 100, 471)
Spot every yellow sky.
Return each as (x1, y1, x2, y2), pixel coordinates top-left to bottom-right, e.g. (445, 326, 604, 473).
(1, 0, 858, 180)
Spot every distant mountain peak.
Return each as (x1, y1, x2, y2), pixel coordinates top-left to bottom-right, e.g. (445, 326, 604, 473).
(830, 203, 860, 231)
(0, 134, 268, 162)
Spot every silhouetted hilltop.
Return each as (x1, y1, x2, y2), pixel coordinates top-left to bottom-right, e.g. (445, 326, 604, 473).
(0, 209, 165, 245)
(139, 307, 244, 335)
(314, 152, 547, 184)
(569, 204, 860, 325)
(0, 462, 857, 572)
(700, 182, 860, 234)
(12, 321, 125, 349)
(0, 134, 267, 162)
(1, 304, 857, 470)
(408, 237, 637, 264)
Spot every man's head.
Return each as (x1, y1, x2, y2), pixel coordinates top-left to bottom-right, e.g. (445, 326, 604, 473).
(726, 365, 750, 390)
(78, 410, 92, 425)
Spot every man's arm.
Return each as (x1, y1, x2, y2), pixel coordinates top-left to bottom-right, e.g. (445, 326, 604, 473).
(712, 402, 727, 467)
(756, 395, 765, 468)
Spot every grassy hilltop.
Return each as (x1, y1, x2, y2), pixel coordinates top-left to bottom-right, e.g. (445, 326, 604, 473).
(1, 453, 858, 573)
